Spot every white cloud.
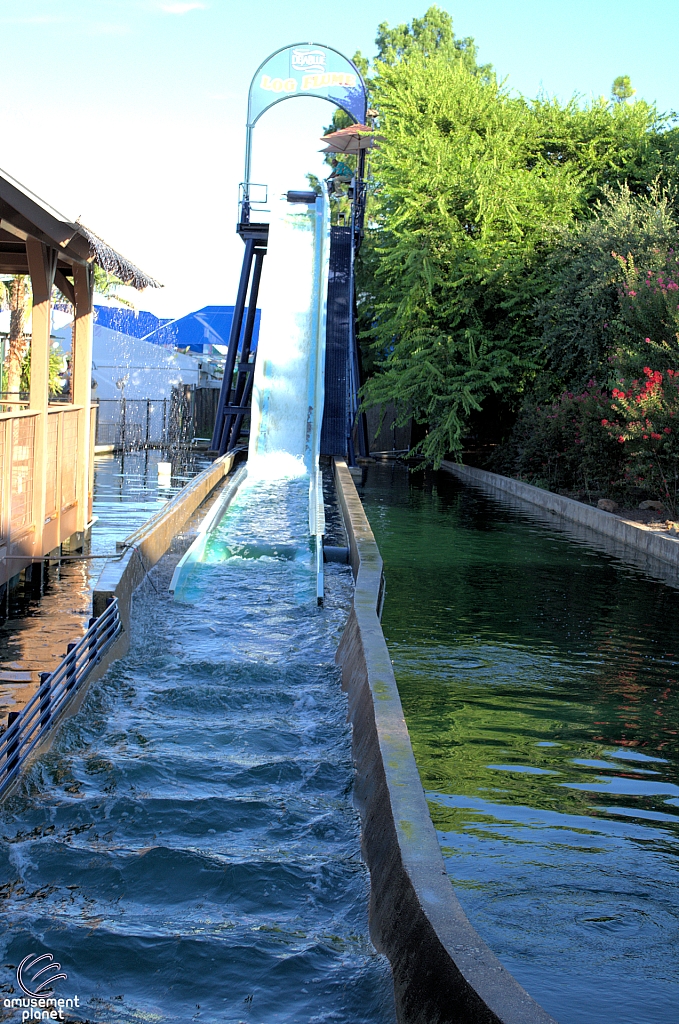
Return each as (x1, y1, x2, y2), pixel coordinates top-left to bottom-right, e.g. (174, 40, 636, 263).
(158, 2, 206, 13)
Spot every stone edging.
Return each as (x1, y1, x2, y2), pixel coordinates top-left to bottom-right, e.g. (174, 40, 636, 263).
(440, 462, 679, 570)
(333, 458, 556, 1024)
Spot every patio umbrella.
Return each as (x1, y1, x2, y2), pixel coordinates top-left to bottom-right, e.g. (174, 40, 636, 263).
(319, 124, 383, 155)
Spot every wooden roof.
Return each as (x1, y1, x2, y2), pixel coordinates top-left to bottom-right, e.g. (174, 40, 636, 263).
(0, 167, 160, 289)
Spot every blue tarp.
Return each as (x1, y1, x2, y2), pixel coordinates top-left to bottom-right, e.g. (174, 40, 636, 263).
(93, 306, 171, 338)
(142, 305, 261, 352)
(93, 305, 261, 353)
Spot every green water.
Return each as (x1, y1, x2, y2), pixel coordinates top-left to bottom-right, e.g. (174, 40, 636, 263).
(358, 463, 679, 1024)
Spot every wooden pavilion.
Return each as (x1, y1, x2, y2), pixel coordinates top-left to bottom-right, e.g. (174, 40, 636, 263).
(0, 167, 159, 591)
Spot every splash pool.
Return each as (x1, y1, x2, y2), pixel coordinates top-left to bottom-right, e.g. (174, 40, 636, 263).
(0, 451, 207, 722)
(358, 462, 679, 1024)
(0, 473, 395, 1023)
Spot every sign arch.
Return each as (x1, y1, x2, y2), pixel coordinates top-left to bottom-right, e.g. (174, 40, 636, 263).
(242, 43, 367, 214)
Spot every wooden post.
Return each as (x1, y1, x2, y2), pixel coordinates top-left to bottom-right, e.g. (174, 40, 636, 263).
(73, 263, 93, 533)
(26, 239, 57, 558)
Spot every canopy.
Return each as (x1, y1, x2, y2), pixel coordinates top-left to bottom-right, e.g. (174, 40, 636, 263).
(320, 124, 382, 155)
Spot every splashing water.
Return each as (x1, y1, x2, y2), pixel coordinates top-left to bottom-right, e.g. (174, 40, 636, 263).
(245, 451, 308, 484)
(0, 474, 395, 1024)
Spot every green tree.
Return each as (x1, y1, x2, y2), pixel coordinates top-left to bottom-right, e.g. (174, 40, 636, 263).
(359, 51, 583, 464)
(15, 343, 66, 397)
(356, 12, 679, 465)
(92, 265, 133, 307)
(5, 275, 30, 397)
(374, 5, 485, 73)
(612, 75, 636, 103)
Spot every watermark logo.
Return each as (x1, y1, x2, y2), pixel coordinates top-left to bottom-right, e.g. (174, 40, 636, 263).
(291, 48, 326, 72)
(4, 951, 80, 1021)
(17, 954, 67, 998)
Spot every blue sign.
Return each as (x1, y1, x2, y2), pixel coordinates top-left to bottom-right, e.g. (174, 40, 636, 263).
(248, 43, 367, 126)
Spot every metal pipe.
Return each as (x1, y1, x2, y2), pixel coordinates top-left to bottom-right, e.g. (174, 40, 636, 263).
(228, 368, 256, 452)
(242, 124, 254, 224)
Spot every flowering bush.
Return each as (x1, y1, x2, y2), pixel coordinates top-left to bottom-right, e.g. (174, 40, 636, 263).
(615, 250, 679, 362)
(534, 186, 679, 393)
(603, 365, 679, 514)
(495, 382, 625, 494)
(494, 190, 679, 504)
(500, 361, 679, 511)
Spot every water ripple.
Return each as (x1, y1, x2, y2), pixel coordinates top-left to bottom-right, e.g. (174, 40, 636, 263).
(0, 476, 395, 1023)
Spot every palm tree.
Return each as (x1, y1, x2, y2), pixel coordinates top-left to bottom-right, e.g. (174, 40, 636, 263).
(1, 267, 131, 404)
(6, 275, 30, 401)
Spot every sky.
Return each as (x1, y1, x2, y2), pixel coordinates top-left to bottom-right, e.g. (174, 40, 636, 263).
(1, 0, 678, 318)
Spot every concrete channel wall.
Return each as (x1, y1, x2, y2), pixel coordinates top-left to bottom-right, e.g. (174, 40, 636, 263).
(31, 455, 239, 758)
(332, 458, 556, 1024)
(88, 452, 237, 683)
(441, 461, 679, 569)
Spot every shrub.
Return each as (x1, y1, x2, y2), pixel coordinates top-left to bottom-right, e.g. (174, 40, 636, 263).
(614, 250, 679, 375)
(603, 365, 679, 514)
(494, 382, 624, 494)
(535, 186, 679, 393)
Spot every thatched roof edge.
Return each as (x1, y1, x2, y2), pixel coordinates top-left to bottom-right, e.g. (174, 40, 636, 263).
(76, 223, 162, 290)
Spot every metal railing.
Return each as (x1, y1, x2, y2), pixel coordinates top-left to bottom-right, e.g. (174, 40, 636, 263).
(96, 398, 171, 449)
(0, 597, 122, 800)
(95, 389, 226, 452)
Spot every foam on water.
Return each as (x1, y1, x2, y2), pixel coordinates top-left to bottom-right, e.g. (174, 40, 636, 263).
(245, 451, 308, 484)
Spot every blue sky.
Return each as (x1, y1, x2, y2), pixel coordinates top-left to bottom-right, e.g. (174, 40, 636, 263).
(1, 0, 677, 316)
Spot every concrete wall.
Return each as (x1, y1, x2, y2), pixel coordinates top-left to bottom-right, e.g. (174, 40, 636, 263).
(332, 458, 556, 1024)
(441, 462, 679, 573)
(89, 452, 236, 676)
(30, 454, 239, 763)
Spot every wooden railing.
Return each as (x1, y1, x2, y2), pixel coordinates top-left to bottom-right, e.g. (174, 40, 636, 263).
(0, 410, 38, 557)
(0, 404, 92, 588)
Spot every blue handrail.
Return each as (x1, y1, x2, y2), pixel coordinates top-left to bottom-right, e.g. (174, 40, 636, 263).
(0, 598, 122, 800)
